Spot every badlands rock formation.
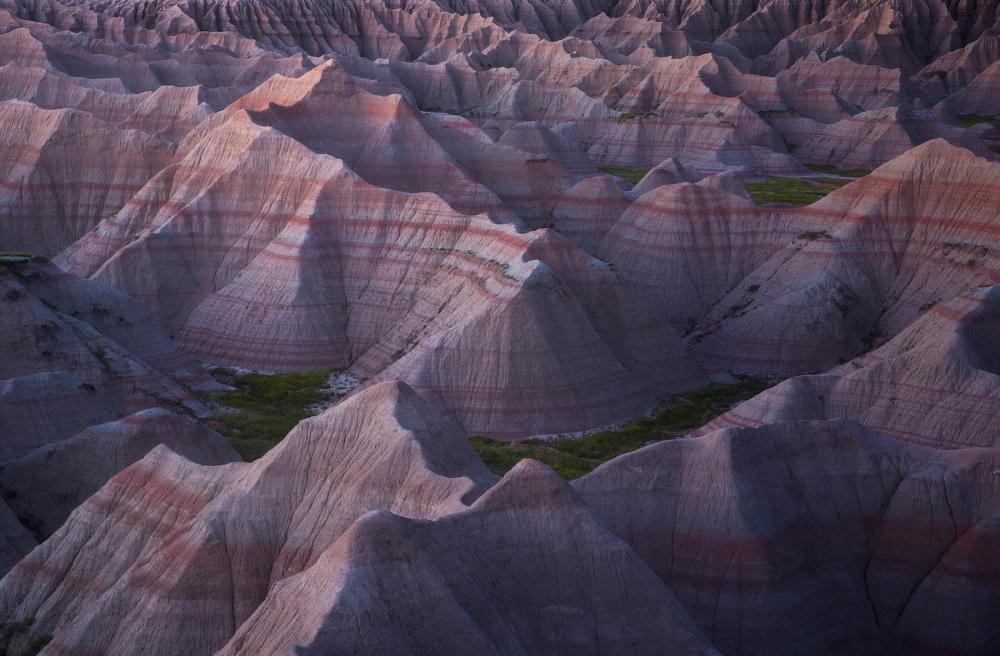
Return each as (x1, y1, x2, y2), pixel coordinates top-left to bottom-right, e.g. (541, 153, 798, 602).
(699, 284, 1000, 448)
(0, 0, 998, 653)
(0, 258, 209, 415)
(4, 384, 1000, 655)
(0, 258, 236, 570)
(0, 383, 501, 655)
(0, 408, 238, 537)
(3, 0, 997, 433)
(575, 418, 1000, 655)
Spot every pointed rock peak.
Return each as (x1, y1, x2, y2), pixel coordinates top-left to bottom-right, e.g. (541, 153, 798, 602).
(902, 137, 981, 161)
(325, 380, 447, 434)
(632, 156, 702, 195)
(289, 59, 381, 99)
(697, 170, 752, 200)
(292, 381, 496, 486)
(571, 173, 630, 197)
(868, 138, 993, 181)
(635, 177, 749, 208)
(470, 459, 581, 512)
(328, 509, 423, 566)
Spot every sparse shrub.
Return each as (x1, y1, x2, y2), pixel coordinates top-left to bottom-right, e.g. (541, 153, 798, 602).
(90, 345, 112, 371)
(860, 328, 883, 353)
(958, 114, 1000, 129)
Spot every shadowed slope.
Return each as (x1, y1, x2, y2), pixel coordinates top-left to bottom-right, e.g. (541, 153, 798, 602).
(0, 382, 498, 656)
(575, 419, 1000, 655)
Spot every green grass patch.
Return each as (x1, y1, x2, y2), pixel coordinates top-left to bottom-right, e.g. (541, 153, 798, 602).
(797, 230, 833, 241)
(804, 163, 870, 178)
(0, 252, 43, 268)
(201, 368, 335, 461)
(617, 110, 655, 123)
(746, 176, 852, 206)
(471, 376, 775, 480)
(987, 142, 1000, 155)
(598, 165, 651, 185)
(958, 114, 1000, 129)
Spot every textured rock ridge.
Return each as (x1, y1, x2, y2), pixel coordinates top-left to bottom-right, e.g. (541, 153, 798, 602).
(575, 418, 1000, 655)
(0, 382, 498, 655)
(219, 460, 716, 655)
(699, 284, 1000, 448)
(0, 408, 238, 537)
(3, 386, 998, 655)
(0, 258, 209, 416)
(0, 258, 234, 571)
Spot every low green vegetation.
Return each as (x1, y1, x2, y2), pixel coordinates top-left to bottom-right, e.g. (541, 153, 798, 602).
(616, 110, 655, 123)
(598, 165, 651, 185)
(797, 230, 833, 241)
(804, 163, 870, 178)
(958, 114, 1000, 129)
(746, 176, 853, 206)
(0, 252, 43, 268)
(201, 368, 335, 461)
(471, 376, 775, 480)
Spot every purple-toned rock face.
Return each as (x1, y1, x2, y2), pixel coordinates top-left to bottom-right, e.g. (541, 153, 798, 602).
(0, 0, 998, 653)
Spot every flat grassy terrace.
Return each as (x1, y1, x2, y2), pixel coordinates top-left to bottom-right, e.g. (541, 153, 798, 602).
(746, 176, 854, 206)
(597, 165, 651, 185)
(0, 252, 43, 267)
(804, 164, 870, 178)
(471, 376, 774, 480)
(201, 367, 335, 460)
(958, 114, 1000, 129)
(616, 110, 656, 123)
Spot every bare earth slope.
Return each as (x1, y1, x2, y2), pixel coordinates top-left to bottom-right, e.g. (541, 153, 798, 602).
(1, 0, 999, 435)
(3, 384, 998, 656)
(0, 382, 499, 655)
(0, 0, 998, 653)
(0, 258, 237, 570)
(699, 284, 1000, 448)
(575, 418, 1000, 655)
